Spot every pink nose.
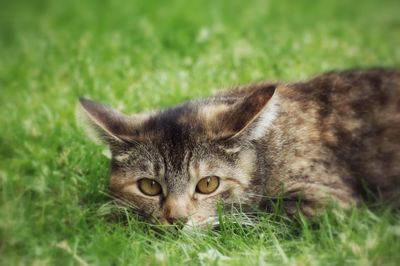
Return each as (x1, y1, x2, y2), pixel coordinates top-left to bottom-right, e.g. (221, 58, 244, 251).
(163, 196, 190, 225)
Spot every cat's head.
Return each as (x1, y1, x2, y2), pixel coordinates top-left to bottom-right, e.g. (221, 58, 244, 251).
(78, 85, 277, 228)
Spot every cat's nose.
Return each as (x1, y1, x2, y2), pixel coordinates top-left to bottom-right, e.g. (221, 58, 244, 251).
(163, 196, 191, 225)
(164, 208, 189, 225)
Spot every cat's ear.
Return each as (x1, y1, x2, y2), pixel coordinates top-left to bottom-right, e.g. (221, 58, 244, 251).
(206, 85, 278, 140)
(77, 98, 137, 144)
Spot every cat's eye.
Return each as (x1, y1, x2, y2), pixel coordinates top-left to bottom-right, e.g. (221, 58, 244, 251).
(138, 178, 162, 196)
(196, 176, 220, 194)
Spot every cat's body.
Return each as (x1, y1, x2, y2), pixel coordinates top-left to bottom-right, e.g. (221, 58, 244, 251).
(80, 68, 400, 227)
(222, 69, 400, 215)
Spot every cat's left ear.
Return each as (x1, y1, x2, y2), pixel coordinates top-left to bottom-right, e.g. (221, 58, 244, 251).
(206, 85, 278, 140)
(77, 98, 144, 145)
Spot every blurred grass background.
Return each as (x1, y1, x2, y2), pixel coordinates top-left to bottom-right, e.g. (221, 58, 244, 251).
(0, 0, 399, 265)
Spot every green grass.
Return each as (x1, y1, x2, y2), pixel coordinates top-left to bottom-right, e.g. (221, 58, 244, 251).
(1, 0, 400, 264)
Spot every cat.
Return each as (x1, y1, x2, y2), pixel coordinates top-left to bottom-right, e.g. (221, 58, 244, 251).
(79, 68, 400, 228)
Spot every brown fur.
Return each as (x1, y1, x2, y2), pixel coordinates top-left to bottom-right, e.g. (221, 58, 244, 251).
(79, 68, 400, 228)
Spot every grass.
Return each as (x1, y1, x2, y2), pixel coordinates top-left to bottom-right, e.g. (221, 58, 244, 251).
(1, 0, 400, 264)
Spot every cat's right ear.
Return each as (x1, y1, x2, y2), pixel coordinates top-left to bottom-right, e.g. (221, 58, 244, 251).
(77, 98, 136, 145)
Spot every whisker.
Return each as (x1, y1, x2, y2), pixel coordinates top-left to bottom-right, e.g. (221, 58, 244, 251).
(100, 190, 150, 220)
(244, 192, 282, 199)
(101, 191, 137, 208)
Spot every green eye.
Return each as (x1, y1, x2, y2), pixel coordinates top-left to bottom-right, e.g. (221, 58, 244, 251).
(196, 176, 220, 194)
(138, 178, 162, 196)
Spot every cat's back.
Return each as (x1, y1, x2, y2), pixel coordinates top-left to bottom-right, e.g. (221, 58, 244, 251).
(281, 68, 400, 202)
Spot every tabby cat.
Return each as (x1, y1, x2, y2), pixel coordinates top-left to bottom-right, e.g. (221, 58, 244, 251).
(79, 69, 400, 228)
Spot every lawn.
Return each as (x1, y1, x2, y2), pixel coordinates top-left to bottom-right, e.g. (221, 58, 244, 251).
(1, 0, 400, 265)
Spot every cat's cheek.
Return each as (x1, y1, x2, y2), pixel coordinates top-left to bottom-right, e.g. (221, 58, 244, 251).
(185, 208, 218, 229)
(185, 216, 218, 230)
(183, 198, 219, 228)
(218, 182, 249, 205)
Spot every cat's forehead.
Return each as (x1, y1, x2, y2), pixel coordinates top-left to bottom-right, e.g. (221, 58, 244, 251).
(138, 98, 237, 142)
(144, 103, 201, 141)
(118, 100, 240, 169)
